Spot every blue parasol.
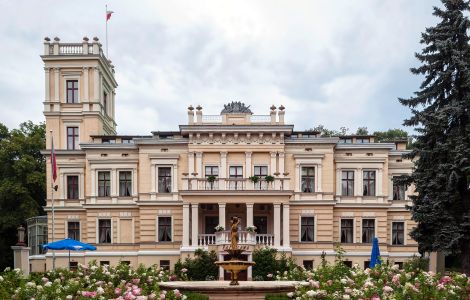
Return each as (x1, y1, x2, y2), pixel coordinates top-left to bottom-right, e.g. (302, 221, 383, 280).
(43, 238, 96, 269)
(369, 237, 381, 268)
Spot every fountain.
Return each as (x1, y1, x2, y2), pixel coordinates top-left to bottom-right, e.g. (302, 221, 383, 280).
(215, 216, 255, 285)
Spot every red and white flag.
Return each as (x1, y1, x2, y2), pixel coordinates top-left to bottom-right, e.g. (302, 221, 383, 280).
(51, 136, 57, 182)
(106, 10, 114, 21)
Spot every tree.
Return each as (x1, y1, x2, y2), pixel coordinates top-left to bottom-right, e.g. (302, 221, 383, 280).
(310, 125, 349, 137)
(373, 128, 408, 142)
(0, 121, 45, 269)
(398, 0, 470, 273)
(355, 127, 369, 135)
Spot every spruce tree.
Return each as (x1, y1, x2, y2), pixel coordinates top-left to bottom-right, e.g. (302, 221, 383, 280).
(399, 0, 470, 273)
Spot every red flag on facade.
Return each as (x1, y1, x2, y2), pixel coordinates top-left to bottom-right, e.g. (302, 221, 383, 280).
(51, 136, 57, 182)
(106, 10, 114, 21)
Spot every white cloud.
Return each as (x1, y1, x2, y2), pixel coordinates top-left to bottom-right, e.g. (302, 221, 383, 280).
(0, 0, 440, 133)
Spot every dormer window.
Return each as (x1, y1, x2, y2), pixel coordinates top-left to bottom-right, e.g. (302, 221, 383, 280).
(102, 138, 115, 144)
(340, 138, 352, 144)
(356, 138, 370, 143)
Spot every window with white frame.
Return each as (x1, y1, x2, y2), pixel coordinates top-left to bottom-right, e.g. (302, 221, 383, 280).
(392, 222, 405, 245)
(158, 216, 172, 242)
(363, 170, 376, 196)
(158, 167, 172, 193)
(362, 219, 375, 243)
(98, 171, 111, 197)
(67, 175, 79, 199)
(98, 219, 111, 243)
(341, 171, 354, 196)
(67, 221, 80, 240)
(340, 219, 354, 243)
(301, 167, 315, 193)
(229, 166, 243, 190)
(254, 165, 268, 189)
(300, 216, 314, 242)
(66, 127, 79, 150)
(392, 177, 406, 200)
(205, 166, 219, 190)
(119, 171, 132, 197)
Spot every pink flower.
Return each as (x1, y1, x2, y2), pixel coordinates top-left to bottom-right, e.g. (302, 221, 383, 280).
(392, 274, 400, 285)
(132, 287, 142, 296)
(440, 276, 452, 285)
(160, 293, 166, 300)
(115, 288, 122, 295)
(371, 295, 380, 300)
(132, 278, 140, 284)
(326, 280, 333, 286)
(81, 291, 97, 298)
(181, 268, 188, 273)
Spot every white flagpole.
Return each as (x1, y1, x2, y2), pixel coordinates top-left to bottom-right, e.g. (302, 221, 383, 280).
(106, 4, 109, 58)
(50, 130, 56, 270)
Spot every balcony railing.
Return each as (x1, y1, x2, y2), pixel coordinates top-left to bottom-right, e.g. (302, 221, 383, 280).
(184, 178, 290, 191)
(197, 231, 275, 247)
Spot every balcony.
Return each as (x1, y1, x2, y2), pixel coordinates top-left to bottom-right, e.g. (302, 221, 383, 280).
(183, 178, 290, 192)
(198, 231, 275, 247)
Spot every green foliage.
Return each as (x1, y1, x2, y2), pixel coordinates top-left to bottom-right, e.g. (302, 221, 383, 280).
(403, 255, 429, 273)
(206, 175, 216, 183)
(398, 0, 470, 273)
(249, 175, 260, 183)
(185, 292, 209, 300)
(264, 175, 275, 182)
(373, 128, 408, 143)
(0, 121, 46, 269)
(253, 248, 299, 281)
(310, 124, 349, 137)
(355, 126, 369, 135)
(174, 249, 218, 281)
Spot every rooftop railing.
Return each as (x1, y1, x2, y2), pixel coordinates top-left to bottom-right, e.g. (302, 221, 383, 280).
(183, 177, 290, 191)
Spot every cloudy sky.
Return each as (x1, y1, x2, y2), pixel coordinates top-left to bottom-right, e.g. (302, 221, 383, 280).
(0, 0, 441, 134)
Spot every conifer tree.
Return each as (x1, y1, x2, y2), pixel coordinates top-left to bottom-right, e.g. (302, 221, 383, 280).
(399, 0, 470, 273)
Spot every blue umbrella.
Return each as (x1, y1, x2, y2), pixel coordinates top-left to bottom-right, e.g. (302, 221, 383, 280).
(369, 237, 381, 268)
(43, 238, 96, 269)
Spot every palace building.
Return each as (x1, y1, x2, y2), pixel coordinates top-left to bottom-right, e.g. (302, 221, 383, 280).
(33, 37, 419, 278)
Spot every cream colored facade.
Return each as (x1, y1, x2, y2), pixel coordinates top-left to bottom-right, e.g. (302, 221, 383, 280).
(36, 37, 418, 276)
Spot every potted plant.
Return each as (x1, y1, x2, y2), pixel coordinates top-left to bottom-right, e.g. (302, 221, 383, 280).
(246, 225, 257, 233)
(207, 175, 217, 183)
(249, 175, 260, 183)
(214, 225, 225, 232)
(265, 175, 275, 183)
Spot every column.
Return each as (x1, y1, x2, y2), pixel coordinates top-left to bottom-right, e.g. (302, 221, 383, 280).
(278, 152, 285, 176)
(132, 169, 138, 198)
(246, 203, 254, 227)
(295, 163, 301, 193)
(247, 253, 253, 280)
(220, 152, 227, 189)
(44, 68, 50, 101)
(219, 203, 226, 229)
(191, 203, 199, 247)
(80, 173, 85, 200)
(218, 254, 225, 280)
(273, 204, 281, 247)
(173, 164, 178, 193)
(188, 152, 194, 174)
(182, 204, 190, 247)
(54, 68, 60, 102)
(245, 152, 252, 178)
(111, 169, 117, 203)
(195, 152, 203, 178)
(60, 173, 65, 199)
(377, 168, 383, 196)
(150, 164, 156, 200)
(282, 204, 290, 247)
(355, 168, 362, 197)
(90, 169, 96, 204)
(270, 152, 277, 175)
(336, 168, 342, 196)
(94, 67, 100, 102)
(83, 67, 89, 102)
(317, 164, 322, 192)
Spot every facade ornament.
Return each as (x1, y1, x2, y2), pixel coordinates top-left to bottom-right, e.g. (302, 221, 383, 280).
(196, 105, 202, 111)
(221, 101, 252, 114)
(93, 37, 99, 42)
(53, 37, 60, 42)
(44, 37, 50, 42)
(188, 105, 194, 111)
(270, 105, 276, 111)
(278, 105, 285, 111)
(83, 36, 89, 42)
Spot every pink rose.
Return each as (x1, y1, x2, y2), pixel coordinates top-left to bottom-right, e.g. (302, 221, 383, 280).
(115, 288, 122, 295)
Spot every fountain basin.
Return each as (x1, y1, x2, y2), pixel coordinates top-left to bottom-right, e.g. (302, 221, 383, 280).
(216, 260, 255, 285)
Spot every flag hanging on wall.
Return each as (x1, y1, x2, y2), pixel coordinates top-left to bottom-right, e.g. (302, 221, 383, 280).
(51, 136, 57, 182)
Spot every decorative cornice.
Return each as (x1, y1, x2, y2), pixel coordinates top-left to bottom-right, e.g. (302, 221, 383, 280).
(180, 124, 294, 134)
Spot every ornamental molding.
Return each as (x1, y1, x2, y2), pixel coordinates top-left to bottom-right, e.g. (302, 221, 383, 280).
(221, 101, 252, 114)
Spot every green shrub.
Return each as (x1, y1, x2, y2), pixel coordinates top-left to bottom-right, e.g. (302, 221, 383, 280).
(186, 292, 210, 300)
(174, 248, 218, 281)
(253, 247, 299, 280)
(403, 255, 429, 272)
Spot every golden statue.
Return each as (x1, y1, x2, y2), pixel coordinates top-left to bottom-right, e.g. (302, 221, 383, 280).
(230, 216, 240, 250)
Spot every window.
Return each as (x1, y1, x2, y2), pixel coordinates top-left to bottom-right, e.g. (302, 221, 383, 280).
(67, 127, 79, 150)
(393, 177, 406, 200)
(121, 261, 131, 265)
(102, 138, 116, 144)
(343, 261, 353, 268)
(160, 260, 170, 271)
(395, 262, 403, 269)
(303, 260, 313, 270)
(205, 166, 219, 190)
(98, 171, 111, 197)
(66, 80, 78, 103)
(69, 261, 78, 271)
(363, 171, 376, 196)
(68, 221, 80, 240)
(301, 167, 315, 193)
(392, 222, 405, 245)
(229, 166, 243, 190)
(342, 171, 354, 196)
(340, 138, 352, 144)
(119, 171, 132, 197)
(364, 261, 371, 269)
(362, 219, 375, 243)
(122, 138, 134, 144)
(158, 217, 172, 242)
(341, 219, 354, 243)
(356, 138, 369, 143)
(158, 167, 172, 193)
(100, 261, 110, 266)
(300, 217, 314, 242)
(98, 219, 111, 243)
(103, 92, 108, 115)
(67, 175, 79, 199)
(254, 166, 268, 189)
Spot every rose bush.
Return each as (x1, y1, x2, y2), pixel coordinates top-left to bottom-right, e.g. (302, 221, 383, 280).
(0, 262, 195, 300)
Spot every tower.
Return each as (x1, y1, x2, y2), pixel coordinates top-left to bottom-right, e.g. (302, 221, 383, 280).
(41, 36, 118, 150)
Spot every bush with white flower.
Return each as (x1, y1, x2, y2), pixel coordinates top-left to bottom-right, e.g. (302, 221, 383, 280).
(0, 261, 207, 299)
